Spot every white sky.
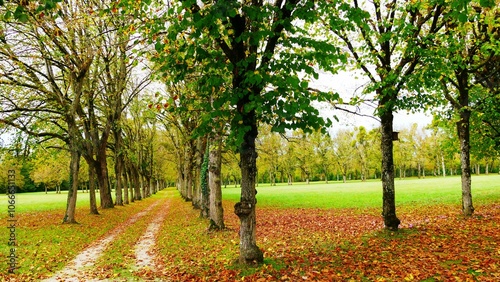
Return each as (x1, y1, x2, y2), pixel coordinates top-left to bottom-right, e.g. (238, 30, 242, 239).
(311, 69, 433, 133)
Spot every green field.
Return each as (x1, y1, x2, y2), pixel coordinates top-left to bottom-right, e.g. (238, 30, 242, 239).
(223, 174, 500, 209)
(2, 174, 499, 215)
(2, 191, 94, 214)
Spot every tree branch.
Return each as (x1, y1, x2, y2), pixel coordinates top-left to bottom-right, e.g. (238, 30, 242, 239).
(0, 118, 69, 143)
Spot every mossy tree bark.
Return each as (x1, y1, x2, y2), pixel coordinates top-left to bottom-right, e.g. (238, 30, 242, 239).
(234, 109, 263, 264)
(209, 135, 225, 230)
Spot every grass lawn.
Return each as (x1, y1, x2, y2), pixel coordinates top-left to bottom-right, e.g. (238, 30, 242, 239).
(3, 174, 498, 215)
(222, 174, 500, 209)
(1, 190, 95, 214)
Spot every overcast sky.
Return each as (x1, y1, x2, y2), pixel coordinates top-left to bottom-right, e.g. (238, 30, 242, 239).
(310, 69, 433, 133)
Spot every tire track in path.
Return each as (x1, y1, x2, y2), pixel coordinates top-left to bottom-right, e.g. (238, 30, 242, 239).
(134, 198, 170, 270)
(42, 199, 162, 282)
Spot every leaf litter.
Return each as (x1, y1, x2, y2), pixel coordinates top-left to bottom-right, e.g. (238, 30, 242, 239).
(147, 197, 500, 281)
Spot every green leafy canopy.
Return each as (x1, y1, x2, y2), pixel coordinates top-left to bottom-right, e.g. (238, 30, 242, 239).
(139, 0, 343, 145)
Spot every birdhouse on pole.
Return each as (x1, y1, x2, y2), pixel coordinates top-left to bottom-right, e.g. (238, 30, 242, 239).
(392, 131, 399, 141)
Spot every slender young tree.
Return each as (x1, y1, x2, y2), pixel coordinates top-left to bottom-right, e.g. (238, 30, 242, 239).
(353, 126, 371, 181)
(425, 1, 500, 216)
(319, 0, 446, 230)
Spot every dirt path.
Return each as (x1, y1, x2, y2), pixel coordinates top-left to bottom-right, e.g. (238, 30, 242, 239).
(134, 200, 170, 270)
(42, 199, 164, 282)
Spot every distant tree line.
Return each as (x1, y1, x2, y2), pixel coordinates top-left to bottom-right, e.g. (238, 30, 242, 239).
(220, 123, 500, 187)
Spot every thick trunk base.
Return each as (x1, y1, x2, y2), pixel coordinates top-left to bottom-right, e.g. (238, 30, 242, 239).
(383, 213, 400, 231)
(235, 201, 263, 265)
(208, 219, 225, 231)
(239, 245, 263, 265)
(62, 218, 79, 224)
(462, 194, 474, 216)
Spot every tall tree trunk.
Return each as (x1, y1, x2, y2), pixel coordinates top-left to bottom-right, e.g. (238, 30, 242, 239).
(123, 168, 129, 204)
(133, 167, 141, 200)
(88, 167, 99, 215)
(95, 155, 113, 208)
(141, 175, 146, 199)
(234, 109, 263, 264)
(380, 98, 400, 231)
(147, 176, 152, 197)
(184, 144, 194, 201)
(146, 175, 151, 197)
(209, 136, 224, 230)
(200, 145, 210, 219)
(63, 145, 80, 224)
(191, 171, 202, 209)
(192, 139, 204, 209)
(457, 110, 474, 216)
(441, 154, 446, 177)
(151, 177, 156, 195)
(142, 175, 150, 198)
(177, 162, 185, 198)
(114, 125, 124, 205)
(129, 169, 135, 202)
(139, 174, 143, 199)
(361, 165, 366, 182)
(115, 167, 123, 206)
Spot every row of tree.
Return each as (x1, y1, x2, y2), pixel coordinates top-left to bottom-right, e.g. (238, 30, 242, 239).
(244, 123, 500, 186)
(1, 0, 499, 265)
(0, 0, 168, 223)
(138, 0, 499, 264)
(3, 119, 498, 194)
(0, 99, 172, 196)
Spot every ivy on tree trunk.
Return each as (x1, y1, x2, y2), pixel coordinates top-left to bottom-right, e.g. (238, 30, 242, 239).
(209, 135, 225, 230)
